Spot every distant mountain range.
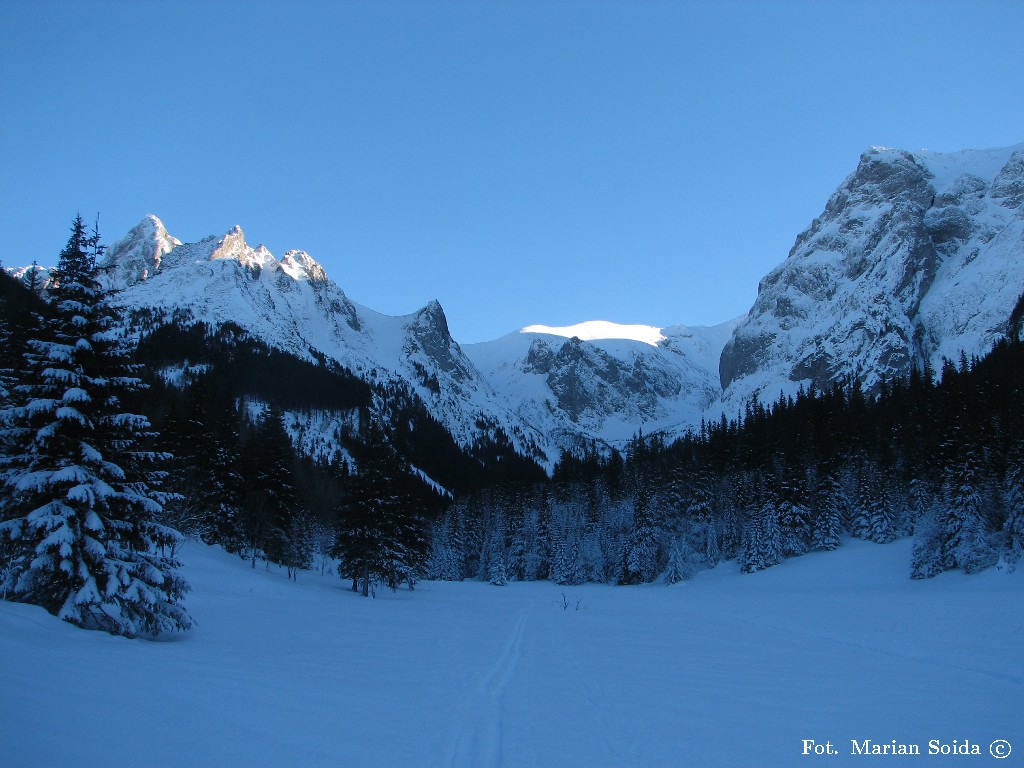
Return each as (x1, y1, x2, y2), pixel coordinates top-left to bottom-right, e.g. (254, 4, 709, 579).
(10, 141, 1024, 471)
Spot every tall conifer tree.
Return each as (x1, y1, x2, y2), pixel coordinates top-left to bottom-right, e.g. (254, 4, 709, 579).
(0, 216, 191, 637)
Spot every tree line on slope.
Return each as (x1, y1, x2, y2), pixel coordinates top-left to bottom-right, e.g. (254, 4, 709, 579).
(428, 334, 1024, 585)
(0, 217, 547, 637)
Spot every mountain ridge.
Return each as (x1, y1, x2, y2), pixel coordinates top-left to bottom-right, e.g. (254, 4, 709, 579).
(8, 140, 1023, 465)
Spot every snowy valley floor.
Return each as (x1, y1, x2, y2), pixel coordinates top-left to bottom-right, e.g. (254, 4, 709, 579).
(1, 539, 1021, 768)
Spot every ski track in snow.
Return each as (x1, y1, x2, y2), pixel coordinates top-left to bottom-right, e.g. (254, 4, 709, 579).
(447, 608, 529, 767)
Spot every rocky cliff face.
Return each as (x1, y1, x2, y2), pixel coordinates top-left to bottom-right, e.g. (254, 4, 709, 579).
(464, 320, 738, 451)
(718, 143, 1024, 408)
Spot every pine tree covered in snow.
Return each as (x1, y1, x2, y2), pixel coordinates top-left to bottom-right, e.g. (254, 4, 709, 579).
(1002, 460, 1024, 569)
(910, 504, 945, 580)
(427, 516, 463, 581)
(777, 474, 811, 556)
(738, 479, 783, 574)
(810, 469, 844, 551)
(485, 512, 509, 586)
(663, 536, 703, 584)
(850, 461, 896, 543)
(552, 529, 585, 586)
(488, 555, 508, 586)
(703, 519, 721, 567)
(943, 455, 996, 574)
(621, 487, 660, 584)
(662, 538, 687, 585)
(333, 438, 429, 596)
(0, 217, 190, 637)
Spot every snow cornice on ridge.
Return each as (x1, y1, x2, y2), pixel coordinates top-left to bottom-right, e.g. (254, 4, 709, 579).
(520, 320, 667, 347)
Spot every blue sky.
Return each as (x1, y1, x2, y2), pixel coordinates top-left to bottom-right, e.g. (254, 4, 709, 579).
(2, 1, 1022, 343)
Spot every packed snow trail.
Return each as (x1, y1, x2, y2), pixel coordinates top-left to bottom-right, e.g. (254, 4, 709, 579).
(447, 609, 529, 767)
(1, 539, 1022, 768)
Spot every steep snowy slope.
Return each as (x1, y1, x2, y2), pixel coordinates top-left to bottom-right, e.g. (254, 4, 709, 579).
(97, 217, 741, 462)
(99, 216, 547, 460)
(719, 143, 1024, 408)
(465, 319, 739, 450)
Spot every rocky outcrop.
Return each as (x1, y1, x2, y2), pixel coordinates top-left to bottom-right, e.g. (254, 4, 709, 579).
(719, 143, 1024, 407)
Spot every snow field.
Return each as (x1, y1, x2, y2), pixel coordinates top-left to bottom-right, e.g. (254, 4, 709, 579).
(1, 538, 1021, 767)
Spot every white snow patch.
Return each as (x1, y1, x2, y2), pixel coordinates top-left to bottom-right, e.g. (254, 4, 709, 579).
(915, 142, 1024, 194)
(521, 320, 667, 347)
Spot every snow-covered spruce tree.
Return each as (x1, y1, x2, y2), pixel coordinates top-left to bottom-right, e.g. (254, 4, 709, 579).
(663, 536, 702, 584)
(738, 480, 783, 574)
(551, 529, 585, 586)
(621, 487, 661, 584)
(580, 527, 605, 583)
(516, 504, 547, 582)
(333, 439, 429, 596)
(662, 538, 687, 585)
(1002, 460, 1024, 569)
(488, 555, 508, 586)
(850, 461, 896, 543)
(486, 517, 509, 586)
(0, 216, 191, 637)
(703, 519, 721, 567)
(942, 456, 996, 574)
(777, 478, 811, 556)
(427, 519, 463, 581)
(810, 467, 844, 551)
(909, 504, 945, 580)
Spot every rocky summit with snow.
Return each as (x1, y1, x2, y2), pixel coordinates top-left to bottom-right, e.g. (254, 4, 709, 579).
(95, 215, 739, 464)
(719, 142, 1024, 410)
(32, 141, 1024, 466)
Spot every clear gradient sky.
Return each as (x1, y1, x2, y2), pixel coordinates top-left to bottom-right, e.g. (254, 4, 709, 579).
(2, 1, 1022, 342)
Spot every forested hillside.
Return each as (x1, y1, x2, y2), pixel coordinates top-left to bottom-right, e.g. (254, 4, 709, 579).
(430, 333, 1024, 585)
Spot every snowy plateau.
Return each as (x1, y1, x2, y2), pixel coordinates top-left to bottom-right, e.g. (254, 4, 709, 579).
(2, 537, 1020, 768)
(49, 140, 1023, 468)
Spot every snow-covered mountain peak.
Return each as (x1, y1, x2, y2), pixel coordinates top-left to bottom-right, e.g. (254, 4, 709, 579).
(279, 250, 329, 284)
(718, 141, 1024, 410)
(520, 320, 667, 347)
(100, 214, 181, 285)
(415, 298, 448, 324)
(404, 299, 461, 372)
(205, 224, 273, 271)
(102, 218, 324, 291)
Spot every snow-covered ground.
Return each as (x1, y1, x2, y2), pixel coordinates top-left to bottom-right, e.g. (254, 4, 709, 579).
(1, 539, 1020, 767)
